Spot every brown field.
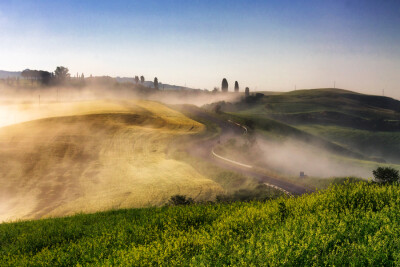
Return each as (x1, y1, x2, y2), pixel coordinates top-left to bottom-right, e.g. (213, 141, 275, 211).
(0, 100, 224, 222)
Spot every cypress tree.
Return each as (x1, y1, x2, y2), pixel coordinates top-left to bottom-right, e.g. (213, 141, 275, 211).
(234, 81, 239, 92)
(154, 77, 159, 89)
(221, 78, 228, 92)
(245, 87, 250, 96)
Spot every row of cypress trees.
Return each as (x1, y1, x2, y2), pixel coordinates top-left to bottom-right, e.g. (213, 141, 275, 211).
(221, 78, 249, 96)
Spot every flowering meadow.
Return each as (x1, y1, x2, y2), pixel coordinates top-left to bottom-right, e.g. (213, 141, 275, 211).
(1, 182, 400, 266)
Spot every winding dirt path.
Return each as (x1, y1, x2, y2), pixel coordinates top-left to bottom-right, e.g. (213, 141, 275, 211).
(181, 106, 310, 196)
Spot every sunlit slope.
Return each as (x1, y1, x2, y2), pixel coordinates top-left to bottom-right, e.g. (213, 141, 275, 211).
(0, 100, 223, 222)
(0, 100, 150, 127)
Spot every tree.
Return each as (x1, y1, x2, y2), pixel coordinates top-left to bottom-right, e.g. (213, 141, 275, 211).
(221, 78, 228, 92)
(54, 66, 70, 82)
(21, 69, 52, 85)
(245, 87, 250, 96)
(373, 167, 400, 184)
(140, 76, 145, 83)
(154, 77, 159, 89)
(81, 73, 85, 80)
(21, 69, 31, 80)
(39, 71, 52, 85)
(234, 81, 239, 93)
(134, 76, 139, 84)
(214, 104, 222, 114)
(21, 69, 38, 83)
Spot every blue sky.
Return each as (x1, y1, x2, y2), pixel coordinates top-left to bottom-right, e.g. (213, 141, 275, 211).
(0, 0, 399, 96)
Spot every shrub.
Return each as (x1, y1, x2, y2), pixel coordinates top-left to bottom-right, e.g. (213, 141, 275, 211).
(214, 104, 222, 114)
(372, 166, 400, 184)
(168, 195, 195, 206)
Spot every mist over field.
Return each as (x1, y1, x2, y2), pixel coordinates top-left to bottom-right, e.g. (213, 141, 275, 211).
(2, 78, 400, 223)
(255, 137, 373, 178)
(0, 84, 241, 128)
(2, 0, 400, 264)
(0, 0, 400, 267)
(0, 97, 233, 222)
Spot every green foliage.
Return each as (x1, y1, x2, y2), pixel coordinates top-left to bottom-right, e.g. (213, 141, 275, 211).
(300, 176, 363, 190)
(373, 167, 400, 184)
(278, 202, 288, 223)
(2, 182, 400, 265)
(216, 184, 284, 202)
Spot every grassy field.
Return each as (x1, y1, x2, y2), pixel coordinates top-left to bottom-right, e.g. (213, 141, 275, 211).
(0, 100, 228, 222)
(262, 89, 400, 119)
(298, 124, 400, 163)
(261, 89, 400, 164)
(2, 181, 400, 265)
(214, 113, 378, 177)
(203, 89, 400, 179)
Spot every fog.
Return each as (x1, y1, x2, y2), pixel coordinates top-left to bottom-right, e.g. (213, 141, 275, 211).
(0, 83, 241, 127)
(0, 89, 223, 222)
(254, 136, 374, 179)
(0, 81, 384, 222)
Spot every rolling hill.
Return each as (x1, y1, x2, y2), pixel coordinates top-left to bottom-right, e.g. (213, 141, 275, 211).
(1, 89, 400, 265)
(0, 100, 226, 222)
(206, 88, 400, 165)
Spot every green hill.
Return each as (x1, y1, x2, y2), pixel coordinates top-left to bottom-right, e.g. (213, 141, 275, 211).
(207, 88, 400, 165)
(2, 182, 400, 266)
(265, 89, 400, 163)
(264, 89, 400, 130)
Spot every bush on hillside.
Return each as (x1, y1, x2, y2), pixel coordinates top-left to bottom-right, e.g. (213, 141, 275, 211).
(244, 92, 264, 103)
(372, 167, 400, 184)
(214, 104, 222, 114)
(168, 195, 195, 206)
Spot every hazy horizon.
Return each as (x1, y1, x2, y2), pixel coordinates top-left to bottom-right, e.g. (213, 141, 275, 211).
(1, 0, 399, 97)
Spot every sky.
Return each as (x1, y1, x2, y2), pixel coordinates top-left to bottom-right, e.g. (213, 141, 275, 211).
(0, 0, 399, 97)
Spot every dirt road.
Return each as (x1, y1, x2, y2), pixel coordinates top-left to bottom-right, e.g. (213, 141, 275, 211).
(181, 105, 310, 195)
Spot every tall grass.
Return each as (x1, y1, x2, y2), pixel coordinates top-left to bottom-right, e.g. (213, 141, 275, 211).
(2, 182, 400, 265)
